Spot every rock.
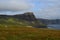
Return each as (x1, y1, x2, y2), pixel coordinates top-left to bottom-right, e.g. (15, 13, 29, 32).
(24, 12, 36, 21)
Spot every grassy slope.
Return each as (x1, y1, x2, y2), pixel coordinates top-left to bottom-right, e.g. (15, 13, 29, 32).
(0, 17, 47, 28)
(0, 27, 60, 40)
(0, 18, 33, 27)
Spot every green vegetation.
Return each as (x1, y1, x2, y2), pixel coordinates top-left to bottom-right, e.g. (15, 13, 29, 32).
(0, 27, 60, 40)
(0, 17, 47, 28)
(0, 16, 52, 40)
(0, 17, 59, 40)
(0, 12, 59, 40)
(0, 18, 33, 27)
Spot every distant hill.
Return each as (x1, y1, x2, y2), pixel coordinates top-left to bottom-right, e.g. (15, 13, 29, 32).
(37, 18, 60, 24)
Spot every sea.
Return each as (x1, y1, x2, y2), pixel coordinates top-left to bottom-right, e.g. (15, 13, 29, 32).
(47, 24, 60, 30)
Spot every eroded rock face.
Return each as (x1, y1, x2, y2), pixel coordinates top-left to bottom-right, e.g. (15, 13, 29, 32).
(24, 12, 37, 21)
(14, 12, 37, 21)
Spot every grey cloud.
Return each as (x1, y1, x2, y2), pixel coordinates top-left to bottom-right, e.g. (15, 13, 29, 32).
(38, 0, 60, 19)
(0, 0, 34, 11)
(39, 6, 60, 19)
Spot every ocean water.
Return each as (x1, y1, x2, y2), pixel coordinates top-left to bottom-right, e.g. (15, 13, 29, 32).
(47, 24, 60, 30)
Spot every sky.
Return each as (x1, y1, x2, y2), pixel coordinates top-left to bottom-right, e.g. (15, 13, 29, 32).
(0, 0, 60, 19)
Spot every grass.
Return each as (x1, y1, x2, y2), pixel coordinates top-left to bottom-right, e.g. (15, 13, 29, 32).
(0, 27, 60, 40)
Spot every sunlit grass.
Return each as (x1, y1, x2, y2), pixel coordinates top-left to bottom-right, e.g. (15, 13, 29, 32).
(0, 27, 60, 40)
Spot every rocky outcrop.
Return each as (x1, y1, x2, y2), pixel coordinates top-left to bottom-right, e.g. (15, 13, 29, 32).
(13, 12, 37, 21)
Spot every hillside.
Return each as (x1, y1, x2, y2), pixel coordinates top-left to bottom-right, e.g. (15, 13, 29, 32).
(0, 27, 60, 40)
(0, 12, 47, 28)
(0, 12, 60, 40)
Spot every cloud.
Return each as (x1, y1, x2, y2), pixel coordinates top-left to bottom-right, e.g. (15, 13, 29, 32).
(0, 0, 34, 11)
(38, 0, 60, 19)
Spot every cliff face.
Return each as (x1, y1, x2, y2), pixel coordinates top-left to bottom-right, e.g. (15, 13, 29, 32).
(14, 12, 37, 21)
